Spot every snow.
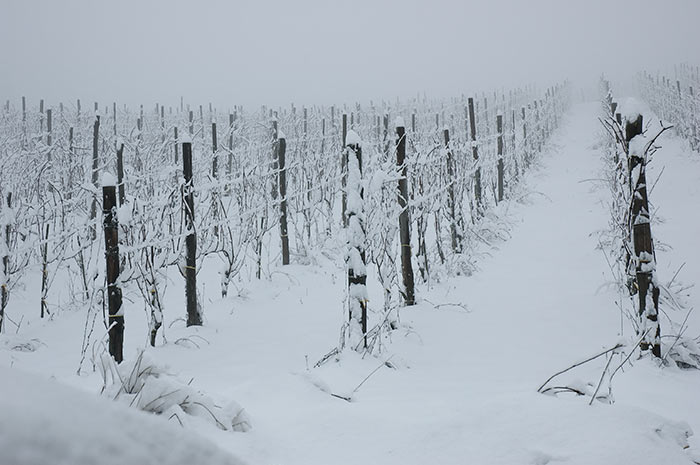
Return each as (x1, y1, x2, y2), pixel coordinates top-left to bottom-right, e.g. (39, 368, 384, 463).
(621, 97, 644, 122)
(1, 102, 699, 465)
(345, 129, 361, 146)
(179, 130, 192, 144)
(0, 364, 244, 465)
(101, 171, 117, 187)
(395, 116, 405, 129)
(629, 134, 647, 159)
(117, 203, 132, 224)
(277, 129, 286, 140)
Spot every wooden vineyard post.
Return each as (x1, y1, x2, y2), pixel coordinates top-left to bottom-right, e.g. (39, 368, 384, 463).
(21, 96, 26, 148)
(46, 108, 52, 162)
(1, 193, 11, 333)
(341, 113, 348, 227)
(345, 131, 367, 349)
(277, 131, 290, 265)
(396, 121, 415, 305)
(228, 113, 235, 181)
(182, 141, 202, 327)
(116, 142, 125, 205)
(211, 121, 218, 178)
(511, 109, 518, 181)
(271, 120, 279, 201)
(626, 114, 661, 358)
(468, 97, 482, 214)
(160, 105, 165, 143)
(211, 121, 219, 236)
(497, 114, 504, 203)
(39, 99, 44, 135)
(173, 127, 179, 164)
(113, 102, 117, 148)
(534, 100, 542, 153)
(444, 128, 462, 252)
(521, 106, 528, 168)
(690, 86, 698, 151)
(90, 114, 101, 239)
(102, 183, 123, 363)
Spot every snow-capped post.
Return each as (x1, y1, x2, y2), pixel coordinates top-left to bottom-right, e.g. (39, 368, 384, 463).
(46, 108, 52, 161)
(277, 129, 290, 265)
(271, 120, 279, 201)
(173, 127, 179, 164)
(626, 114, 661, 358)
(468, 97, 482, 214)
(39, 222, 49, 319)
(0, 193, 11, 333)
(511, 109, 517, 180)
(345, 130, 368, 349)
(521, 106, 528, 167)
(116, 141, 125, 205)
(497, 114, 504, 203)
(90, 112, 101, 238)
(102, 176, 123, 363)
(39, 99, 44, 134)
(396, 119, 415, 306)
(444, 128, 462, 253)
(112, 102, 117, 147)
(211, 121, 218, 178)
(211, 120, 219, 237)
(383, 114, 389, 154)
(534, 100, 542, 153)
(160, 105, 165, 143)
(341, 113, 348, 228)
(182, 139, 202, 327)
(227, 112, 235, 181)
(21, 96, 26, 147)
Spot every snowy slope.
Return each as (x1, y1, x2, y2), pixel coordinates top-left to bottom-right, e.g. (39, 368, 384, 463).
(0, 364, 245, 465)
(1, 102, 699, 464)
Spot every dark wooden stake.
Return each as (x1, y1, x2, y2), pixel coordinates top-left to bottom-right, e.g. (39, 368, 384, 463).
(346, 140, 367, 347)
(497, 114, 504, 202)
(182, 142, 202, 326)
(396, 123, 415, 305)
(1, 193, 11, 333)
(341, 113, 348, 227)
(103, 185, 123, 363)
(444, 128, 462, 252)
(90, 115, 101, 239)
(278, 133, 290, 265)
(626, 115, 661, 358)
(468, 97, 482, 214)
(116, 142, 125, 205)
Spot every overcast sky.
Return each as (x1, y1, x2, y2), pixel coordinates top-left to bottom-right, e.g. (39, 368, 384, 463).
(1, 0, 698, 109)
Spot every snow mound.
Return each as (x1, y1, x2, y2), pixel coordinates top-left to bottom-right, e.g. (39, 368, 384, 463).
(0, 364, 246, 465)
(98, 349, 252, 433)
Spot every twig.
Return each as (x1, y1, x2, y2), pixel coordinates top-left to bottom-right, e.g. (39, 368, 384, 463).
(609, 330, 651, 384)
(588, 350, 616, 405)
(352, 355, 394, 394)
(537, 343, 624, 393)
(662, 308, 694, 364)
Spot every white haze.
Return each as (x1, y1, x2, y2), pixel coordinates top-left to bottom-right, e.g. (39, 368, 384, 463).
(1, 0, 698, 109)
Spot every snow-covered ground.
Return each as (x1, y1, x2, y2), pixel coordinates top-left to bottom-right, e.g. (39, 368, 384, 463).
(2, 102, 699, 464)
(0, 363, 245, 465)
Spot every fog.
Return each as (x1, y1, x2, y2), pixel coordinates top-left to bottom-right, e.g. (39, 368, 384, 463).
(1, 0, 698, 109)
